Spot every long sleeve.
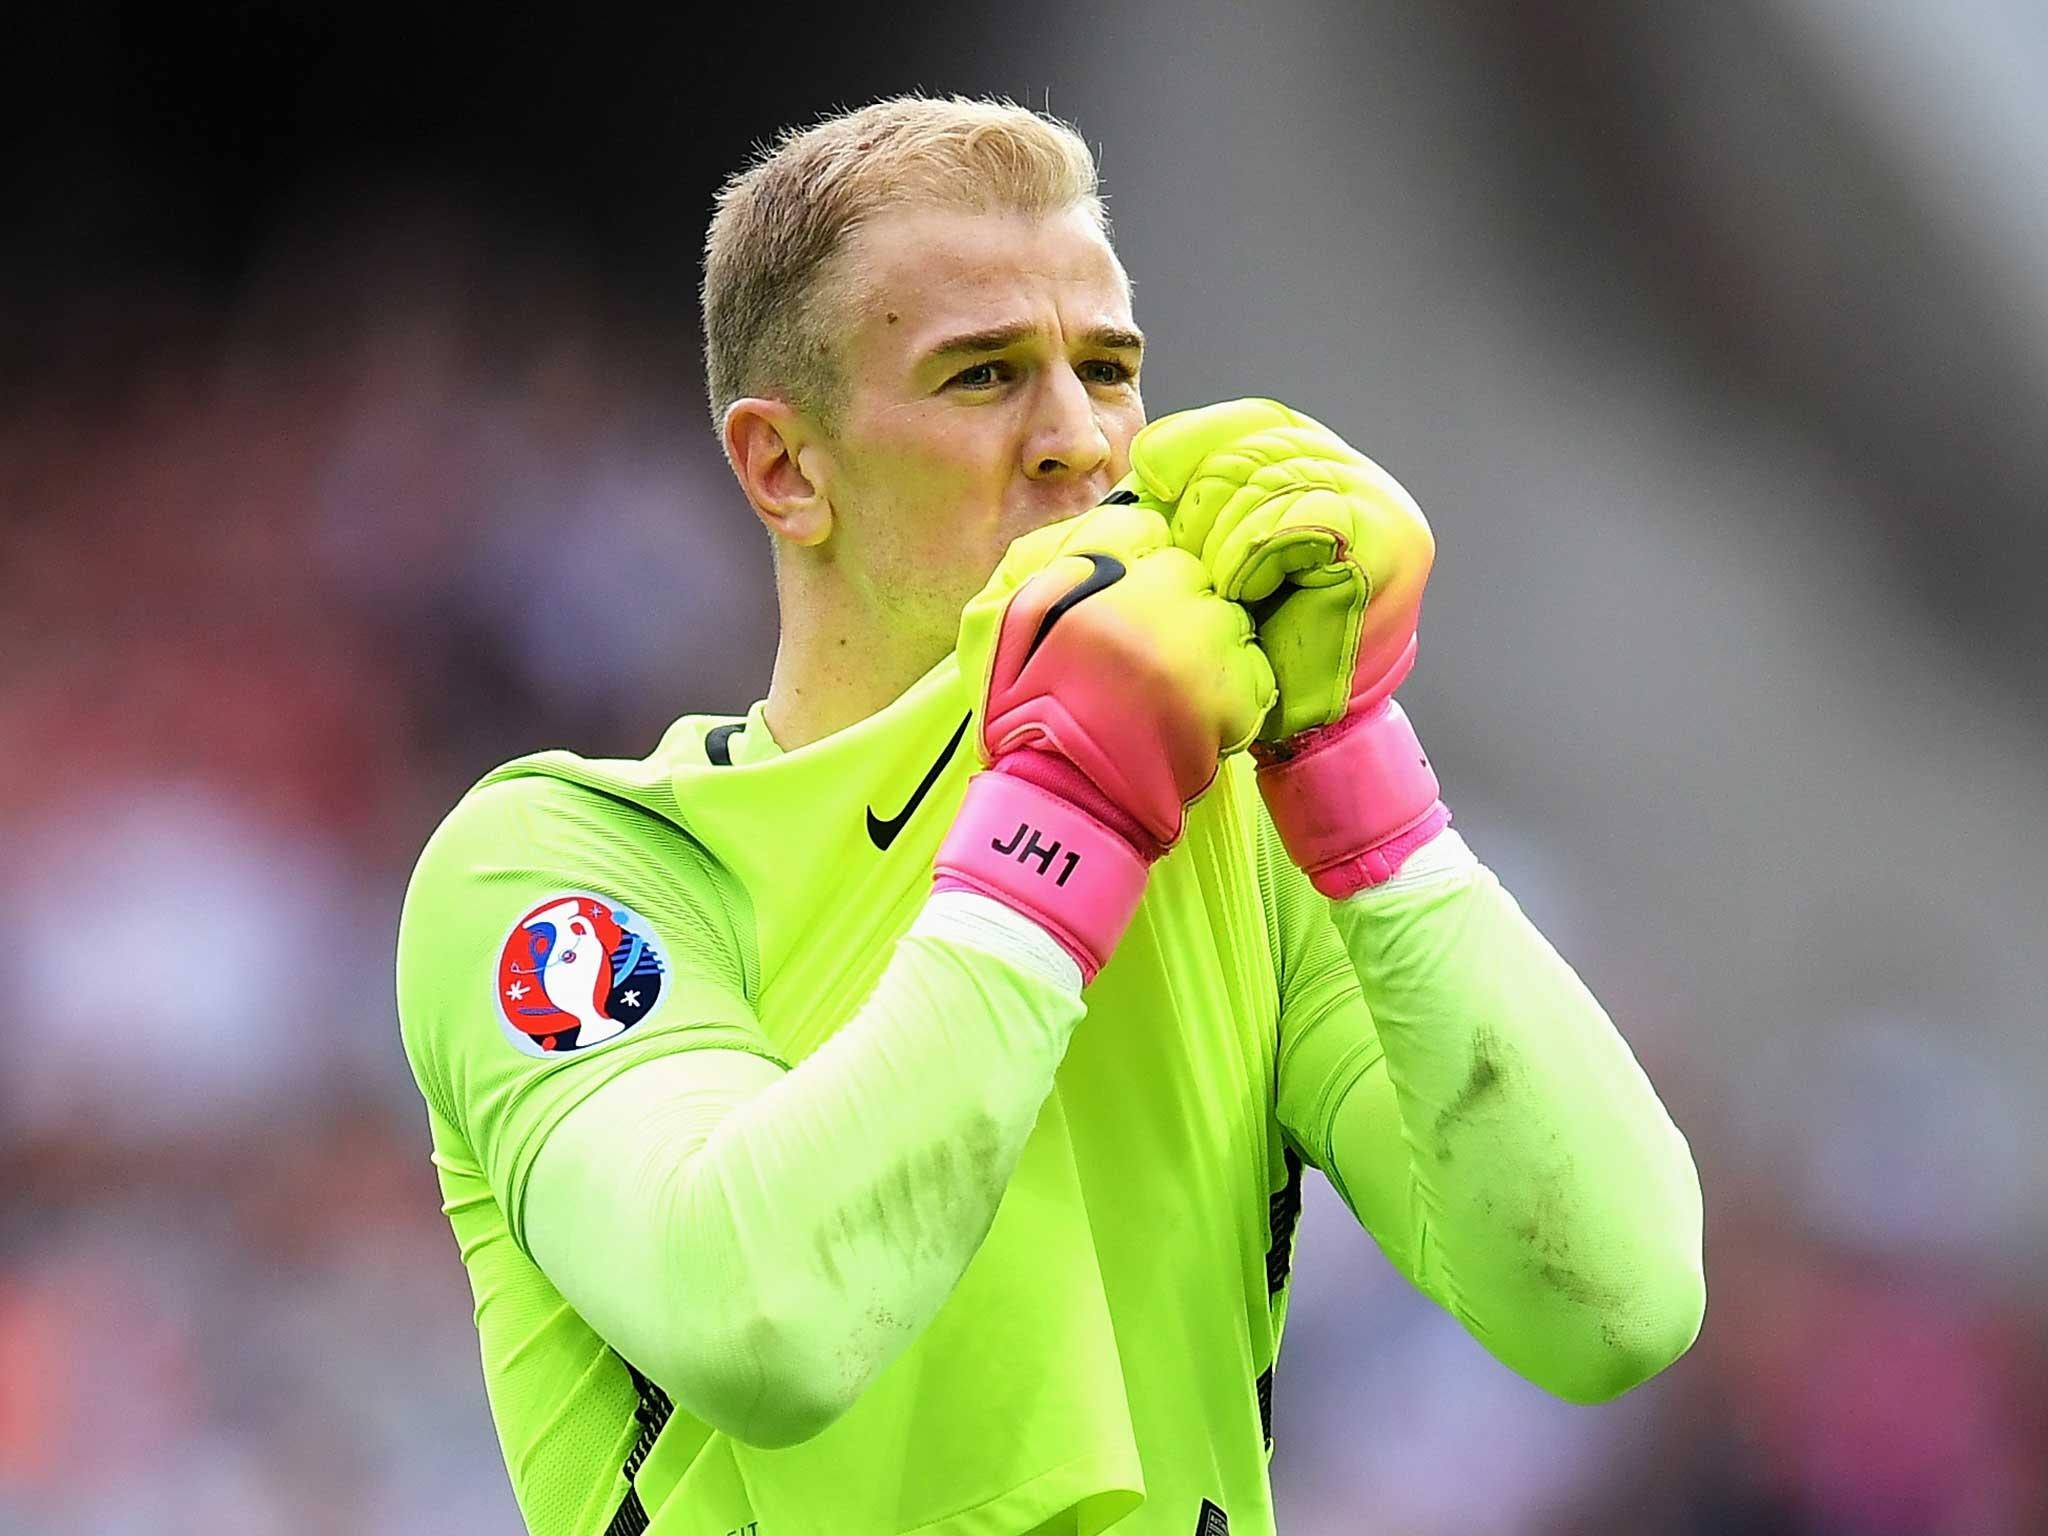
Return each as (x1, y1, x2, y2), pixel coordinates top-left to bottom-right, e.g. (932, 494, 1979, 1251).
(1275, 828, 1705, 1403)
(522, 891, 1087, 1449)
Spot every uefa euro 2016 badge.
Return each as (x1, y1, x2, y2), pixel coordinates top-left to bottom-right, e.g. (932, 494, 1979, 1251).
(495, 895, 667, 1055)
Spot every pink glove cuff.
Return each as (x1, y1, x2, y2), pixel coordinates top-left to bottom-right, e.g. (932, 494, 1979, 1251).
(933, 769, 1152, 982)
(1254, 698, 1450, 899)
(988, 750, 1163, 865)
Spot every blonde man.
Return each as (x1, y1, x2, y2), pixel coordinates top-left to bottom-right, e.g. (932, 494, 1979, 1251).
(398, 95, 1704, 1536)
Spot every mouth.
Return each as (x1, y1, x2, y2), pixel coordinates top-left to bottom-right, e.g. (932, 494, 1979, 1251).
(1016, 484, 1115, 529)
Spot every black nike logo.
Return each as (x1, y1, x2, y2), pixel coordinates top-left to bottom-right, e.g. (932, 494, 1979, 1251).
(866, 712, 972, 851)
(1024, 551, 1125, 663)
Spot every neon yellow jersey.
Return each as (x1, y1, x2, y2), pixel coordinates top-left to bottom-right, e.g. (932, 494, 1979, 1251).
(398, 655, 1363, 1535)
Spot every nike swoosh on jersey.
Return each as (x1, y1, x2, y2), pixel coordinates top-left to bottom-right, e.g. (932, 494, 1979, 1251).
(866, 712, 973, 851)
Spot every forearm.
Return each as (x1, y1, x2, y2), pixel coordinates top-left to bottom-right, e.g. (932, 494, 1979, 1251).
(526, 891, 1084, 1447)
(1320, 833, 1705, 1402)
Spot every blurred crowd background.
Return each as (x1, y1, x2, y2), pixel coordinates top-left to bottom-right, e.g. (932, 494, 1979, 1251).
(4, 3, 2046, 1532)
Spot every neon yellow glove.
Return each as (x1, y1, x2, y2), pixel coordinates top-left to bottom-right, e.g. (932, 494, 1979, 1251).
(937, 500, 1275, 976)
(1121, 399, 1448, 896)
(1124, 398, 1433, 740)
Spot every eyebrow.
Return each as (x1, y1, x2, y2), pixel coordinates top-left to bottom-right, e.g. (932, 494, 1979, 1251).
(920, 321, 1146, 363)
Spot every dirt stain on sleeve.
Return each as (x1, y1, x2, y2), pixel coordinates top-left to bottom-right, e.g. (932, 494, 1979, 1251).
(1432, 1030, 1505, 1156)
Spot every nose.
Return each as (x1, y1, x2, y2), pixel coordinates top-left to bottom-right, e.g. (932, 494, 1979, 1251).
(1022, 364, 1112, 483)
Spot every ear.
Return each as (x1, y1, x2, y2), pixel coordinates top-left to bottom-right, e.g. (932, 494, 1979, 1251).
(724, 397, 834, 548)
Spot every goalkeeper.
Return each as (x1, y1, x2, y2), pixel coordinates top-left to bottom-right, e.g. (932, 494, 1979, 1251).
(397, 95, 1704, 1536)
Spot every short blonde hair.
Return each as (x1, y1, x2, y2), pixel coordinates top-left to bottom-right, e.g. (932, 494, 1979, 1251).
(701, 94, 1107, 431)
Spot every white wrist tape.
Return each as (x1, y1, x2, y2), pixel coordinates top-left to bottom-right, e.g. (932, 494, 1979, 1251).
(912, 889, 1086, 994)
(1342, 826, 1478, 900)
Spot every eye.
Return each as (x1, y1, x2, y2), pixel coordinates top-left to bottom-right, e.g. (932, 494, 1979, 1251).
(948, 360, 1011, 390)
(1079, 358, 1137, 387)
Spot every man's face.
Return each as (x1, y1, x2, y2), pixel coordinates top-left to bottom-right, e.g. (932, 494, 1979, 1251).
(811, 203, 1146, 643)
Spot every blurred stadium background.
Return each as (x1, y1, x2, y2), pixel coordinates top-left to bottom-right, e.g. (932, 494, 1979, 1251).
(5, 3, 2046, 1532)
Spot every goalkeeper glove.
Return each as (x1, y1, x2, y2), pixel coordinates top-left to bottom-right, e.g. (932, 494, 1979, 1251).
(935, 499, 1276, 978)
(1124, 398, 1448, 898)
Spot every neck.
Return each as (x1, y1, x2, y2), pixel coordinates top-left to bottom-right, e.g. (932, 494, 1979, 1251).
(762, 560, 954, 751)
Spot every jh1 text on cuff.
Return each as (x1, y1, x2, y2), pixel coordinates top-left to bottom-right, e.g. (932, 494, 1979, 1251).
(932, 767, 1152, 983)
(1254, 698, 1451, 899)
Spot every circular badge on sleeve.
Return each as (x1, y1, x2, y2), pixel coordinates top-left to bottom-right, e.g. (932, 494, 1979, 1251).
(495, 894, 667, 1056)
